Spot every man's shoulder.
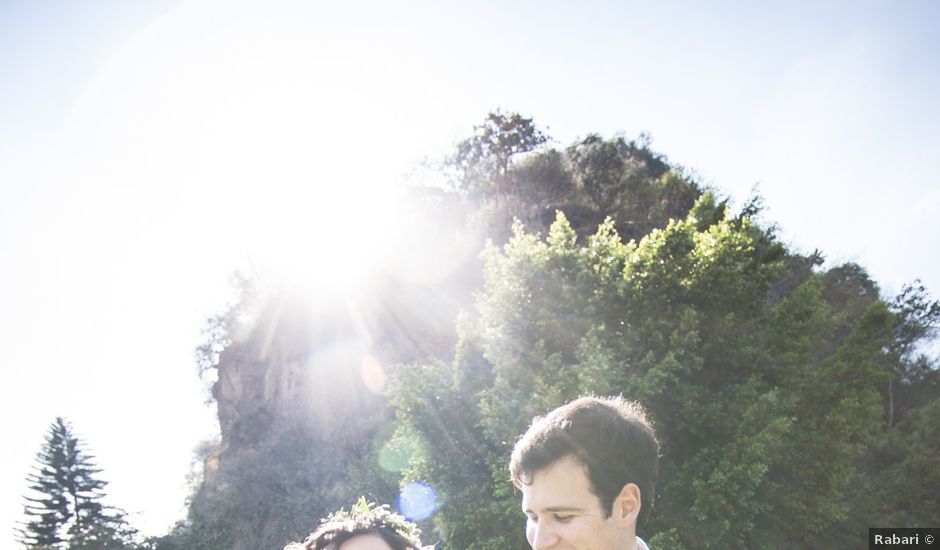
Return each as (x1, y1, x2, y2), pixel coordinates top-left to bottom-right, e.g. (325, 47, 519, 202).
(636, 535, 651, 550)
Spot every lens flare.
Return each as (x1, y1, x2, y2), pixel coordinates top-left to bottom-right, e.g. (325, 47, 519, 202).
(398, 481, 438, 521)
(359, 354, 386, 393)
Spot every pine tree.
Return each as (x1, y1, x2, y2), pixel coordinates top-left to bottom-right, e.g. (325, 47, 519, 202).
(17, 417, 139, 549)
(18, 418, 71, 548)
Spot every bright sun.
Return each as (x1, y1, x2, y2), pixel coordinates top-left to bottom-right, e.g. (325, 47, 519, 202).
(68, 0, 429, 304)
(249, 185, 403, 297)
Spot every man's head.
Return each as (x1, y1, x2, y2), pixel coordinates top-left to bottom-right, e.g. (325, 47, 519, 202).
(285, 499, 425, 550)
(509, 396, 659, 549)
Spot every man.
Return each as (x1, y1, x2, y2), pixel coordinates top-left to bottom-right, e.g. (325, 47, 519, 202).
(509, 395, 659, 550)
(284, 498, 429, 550)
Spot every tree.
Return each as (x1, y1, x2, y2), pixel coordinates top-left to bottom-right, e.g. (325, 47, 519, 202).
(884, 281, 940, 427)
(391, 201, 897, 549)
(446, 113, 703, 249)
(17, 417, 139, 549)
(865, 396, 940, 527)
(154, 427, 399, 550)
(564, 134, 699, 241)
(450, 110, 549, 195)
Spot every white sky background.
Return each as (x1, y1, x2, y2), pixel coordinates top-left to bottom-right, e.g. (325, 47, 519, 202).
(2, 0, 938, 540)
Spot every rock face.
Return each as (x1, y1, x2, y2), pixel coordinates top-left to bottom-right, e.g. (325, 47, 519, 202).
(212, 274, 467, 450)
(188, 265, 472, 549)
(211, 290, 383, 451)
(213, 343, 301, 452)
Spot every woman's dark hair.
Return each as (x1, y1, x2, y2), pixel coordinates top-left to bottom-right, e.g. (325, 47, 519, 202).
(285, 499, 425, 550)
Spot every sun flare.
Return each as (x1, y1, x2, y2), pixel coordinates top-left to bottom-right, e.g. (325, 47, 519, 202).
(246, 185, 403, 299)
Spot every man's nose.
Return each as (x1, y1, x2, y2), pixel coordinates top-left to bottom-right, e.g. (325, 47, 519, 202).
(530, 522, 559, 549)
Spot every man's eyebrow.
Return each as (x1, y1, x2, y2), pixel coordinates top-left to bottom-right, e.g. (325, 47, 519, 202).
(523, 506, 584, 514)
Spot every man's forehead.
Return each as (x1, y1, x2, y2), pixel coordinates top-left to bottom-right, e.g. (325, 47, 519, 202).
(521, 487, 597, 516)
(520, 456, 599, 512)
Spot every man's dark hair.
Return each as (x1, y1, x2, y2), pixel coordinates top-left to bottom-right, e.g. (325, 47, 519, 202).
(509, 395, 659, 525)
(285, 498, 425, 550)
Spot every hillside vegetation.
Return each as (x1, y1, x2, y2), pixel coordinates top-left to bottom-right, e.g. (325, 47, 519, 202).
(155, 112, 940, 549)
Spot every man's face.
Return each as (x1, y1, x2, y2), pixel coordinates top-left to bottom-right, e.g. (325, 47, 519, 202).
(336, 533, 394, 550)
(520, 456, 632, 550)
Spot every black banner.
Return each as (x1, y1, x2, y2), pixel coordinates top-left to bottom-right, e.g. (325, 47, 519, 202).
(870, 528, 940, 549)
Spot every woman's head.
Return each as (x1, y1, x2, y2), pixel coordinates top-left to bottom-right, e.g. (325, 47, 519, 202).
(285, 499, 425, 550)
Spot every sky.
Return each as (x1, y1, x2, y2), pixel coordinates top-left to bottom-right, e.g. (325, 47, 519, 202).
(2, 0, 939, 541)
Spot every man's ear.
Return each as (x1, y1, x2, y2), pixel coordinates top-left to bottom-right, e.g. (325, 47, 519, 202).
(614, 483, 641, 527)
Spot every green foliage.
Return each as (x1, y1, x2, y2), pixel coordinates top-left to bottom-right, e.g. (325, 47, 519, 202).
(451, 110, 549, 191)
(389, 359, 521, 549)
(566, 134, 683, 237)
(390, 199, 922, 548)
(449, 112, 703, 247)
(18, 418, 141, 550)
(883, 281, 940, 426)
(866, 397, 940, 527)
(194, 271, 257, 380)
(153, 425, 399, 550)
(173, 112, 938, 548)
